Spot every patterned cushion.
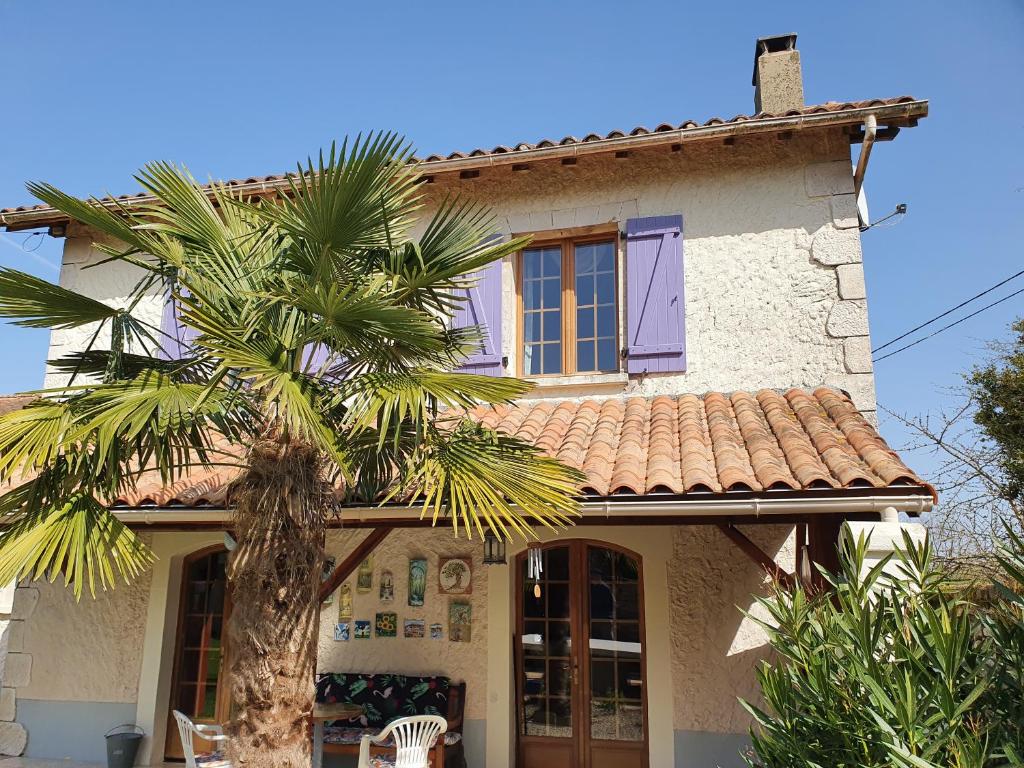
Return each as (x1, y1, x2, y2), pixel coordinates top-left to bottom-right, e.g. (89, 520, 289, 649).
(315, 673, 450, 727)
(368, 757, 395, 768)
(323, 726, 380, 745)
(195, 752, 230, 767)
(322, 726, 460, 748)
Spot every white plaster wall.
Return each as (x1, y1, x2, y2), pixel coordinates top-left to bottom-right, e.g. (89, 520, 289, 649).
(316, 528, 489, 721)
(47, 130, 875, 415)
(668, 524, 795, 733)
(16, 532, 154, 703)
(44, 229, 164, 389)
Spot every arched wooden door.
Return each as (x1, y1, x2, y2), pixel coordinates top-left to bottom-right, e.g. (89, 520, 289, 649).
(165, 547, 231, 760)
(515, 541, 648, 768)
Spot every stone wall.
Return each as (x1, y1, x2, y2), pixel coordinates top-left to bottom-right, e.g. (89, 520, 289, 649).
(45, 129, 875, 417)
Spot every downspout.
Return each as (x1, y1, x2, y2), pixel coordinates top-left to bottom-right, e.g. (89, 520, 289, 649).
(853, 114, 877, 228)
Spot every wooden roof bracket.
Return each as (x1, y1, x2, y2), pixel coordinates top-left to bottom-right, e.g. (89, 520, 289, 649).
(318, 527, 391, 602)
(717, 523, 795, 588)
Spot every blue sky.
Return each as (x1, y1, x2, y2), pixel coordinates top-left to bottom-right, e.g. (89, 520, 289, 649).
(0, 1, 1021, 482)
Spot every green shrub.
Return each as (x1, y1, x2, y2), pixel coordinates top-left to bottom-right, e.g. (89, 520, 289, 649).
(742, 526, 1024, 768)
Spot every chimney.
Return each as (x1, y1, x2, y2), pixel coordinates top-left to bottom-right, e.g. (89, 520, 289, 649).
(752, 33, 804, 114)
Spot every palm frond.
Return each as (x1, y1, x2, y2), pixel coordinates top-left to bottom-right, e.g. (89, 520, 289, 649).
(393, 421, 583, 539)
(250, 134, 422, 274)
(270, 275, 446, 360)
(0, 490, 154, 599)
(0, 268, 121, 329)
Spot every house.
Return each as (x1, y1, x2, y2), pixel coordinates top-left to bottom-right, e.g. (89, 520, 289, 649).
(0, 34, 932, 768)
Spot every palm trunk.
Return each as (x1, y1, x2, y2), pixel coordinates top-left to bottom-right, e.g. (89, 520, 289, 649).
(224, 436, 329, 768)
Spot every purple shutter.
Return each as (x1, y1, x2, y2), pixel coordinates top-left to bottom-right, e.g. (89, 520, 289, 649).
(451, 257, 504, 375)
(625, 215, 686, 374)
(159, 281, 197, 360)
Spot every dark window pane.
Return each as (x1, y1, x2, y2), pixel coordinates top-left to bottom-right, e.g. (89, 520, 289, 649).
(614, 583, 640, 620)
(590, 583, 614, 620)
(577, 307, 595, 339)
(208, 581, 225, 615)
(522, 696, 547, 736)
(576, 274, 594, 303)
(547, 583, 570, 619)
(596, 272, 615, 304)
(620, 555, 640, 582)
(525, 345, 543, 376)
(542, 278, 561, 309)
(548, 660, 572, 698)
(547, 621, 572, 657)
(597, 339, 617, 372)
(577, 341, 595, 372)
(597, 305, 616, 338)
(181, 650, 200, 683)
(523, 658, 546, 695)
(619, 661, 643, 700)
(524, 585, 545, 618)
(590, 620, 614, 642)
(184, 616, 205, 648)
(177, 683, 198, 715)
(591, 660, 616, 698)
(543, 311, 561, 342)
(187, 582, 207, 614)
(524, 313, 541, 342)
(523, 620, 546, 657)
(595, 242, 615, 272)
(589, 549, 615, 580)
(542, 249, 561, 278)
(617, 622, 641, 645)
(188, 557, 209, 582)
(546, 547, 569, 580)
(543, 343, 562, 374)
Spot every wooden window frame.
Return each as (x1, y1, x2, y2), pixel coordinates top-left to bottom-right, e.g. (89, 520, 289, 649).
(515, 230, 621, 378)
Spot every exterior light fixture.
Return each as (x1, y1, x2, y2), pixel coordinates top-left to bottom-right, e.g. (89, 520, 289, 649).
(483, 530, 507, 566)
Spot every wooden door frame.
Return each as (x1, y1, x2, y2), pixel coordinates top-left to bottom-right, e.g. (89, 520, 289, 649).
(164, 544, 232, 760)
(513, 539, 650, 768)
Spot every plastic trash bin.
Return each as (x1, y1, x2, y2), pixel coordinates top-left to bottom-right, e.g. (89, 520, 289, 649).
(105, 724, 144, 768)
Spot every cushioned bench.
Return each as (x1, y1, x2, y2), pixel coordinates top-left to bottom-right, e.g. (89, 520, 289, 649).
(315, 673, 466, 768)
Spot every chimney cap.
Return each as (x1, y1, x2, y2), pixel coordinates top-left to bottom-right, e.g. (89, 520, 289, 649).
(752, 33, 799, 86)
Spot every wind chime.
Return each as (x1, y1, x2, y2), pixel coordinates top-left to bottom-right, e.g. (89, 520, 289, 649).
(526, 545, 543, 598)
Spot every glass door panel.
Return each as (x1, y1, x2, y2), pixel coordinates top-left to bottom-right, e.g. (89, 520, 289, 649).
(519, 546, 573, 739)
(517, 542, 648, 768)
(165, 548, 230, 760)
(587, 547, 645, 747)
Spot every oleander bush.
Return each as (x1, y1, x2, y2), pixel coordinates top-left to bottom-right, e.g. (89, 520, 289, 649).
(742, 525, 1024, 768)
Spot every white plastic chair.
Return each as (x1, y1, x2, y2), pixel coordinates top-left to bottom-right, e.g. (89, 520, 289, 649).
(358, 714, 448, 768)
(173, 710, 231, 768)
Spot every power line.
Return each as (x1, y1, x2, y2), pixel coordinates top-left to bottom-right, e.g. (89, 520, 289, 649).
(873, 286, 1024, 363)
(872, 267, 1024, 353)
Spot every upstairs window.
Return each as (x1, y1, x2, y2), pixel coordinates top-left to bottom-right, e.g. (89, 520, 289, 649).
(519, 237, 618, 376)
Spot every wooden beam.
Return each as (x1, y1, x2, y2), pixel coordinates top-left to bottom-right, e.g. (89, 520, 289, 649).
(318, 528, 391, 602)
(717, 523, 794, 588)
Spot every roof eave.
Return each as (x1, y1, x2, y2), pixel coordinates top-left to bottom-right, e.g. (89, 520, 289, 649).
(0, 99, 928, 233)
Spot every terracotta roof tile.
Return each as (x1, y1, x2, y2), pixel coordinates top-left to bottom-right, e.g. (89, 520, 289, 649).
(1, 97, 926, 220)
(0, 388, 933, 507)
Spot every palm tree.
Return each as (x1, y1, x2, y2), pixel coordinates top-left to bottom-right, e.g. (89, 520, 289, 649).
(0, 134, 582, 767)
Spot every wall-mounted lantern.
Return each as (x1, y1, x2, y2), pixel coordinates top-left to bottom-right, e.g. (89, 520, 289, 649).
(483, 530, 507, 565)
